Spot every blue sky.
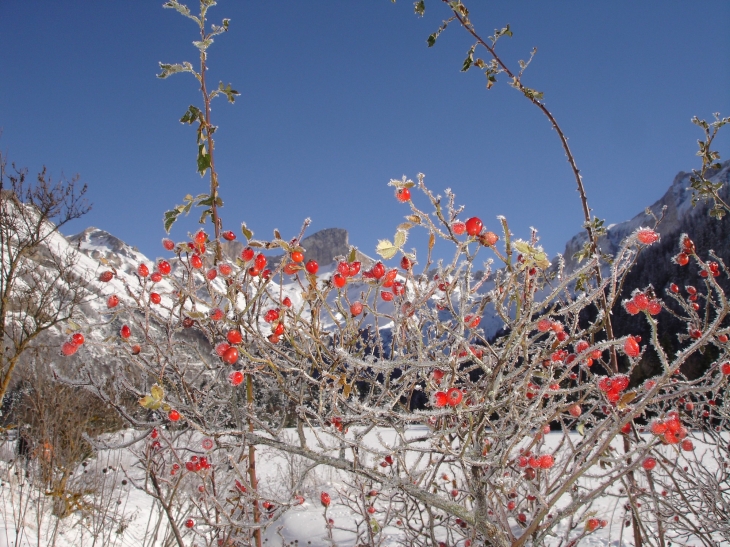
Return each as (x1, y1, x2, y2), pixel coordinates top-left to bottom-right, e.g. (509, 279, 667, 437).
(1, 1, 728, 263)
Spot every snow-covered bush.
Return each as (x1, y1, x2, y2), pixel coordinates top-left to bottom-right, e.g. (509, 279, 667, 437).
(60, 2, 730, 546)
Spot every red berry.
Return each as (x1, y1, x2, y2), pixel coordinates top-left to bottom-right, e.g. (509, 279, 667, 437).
(381, 291, 394, 302)
(479, 231, 499, 247)
(452, 221, 466, 235)
(538, 454, 554, 469)
(507, 501, 516, 511)
(517, 513, 527, 523)
(586, 518, 600, 532)
(215, 342, 230, 357)
(206, 268, 217, 280)
(185, 518, 195, 529)
(675, 253, 689, 266)
(623, 300, 639, 314)
(670, 283, 679, 293)
(621, 422, 632, 434)
(574, 340, 589, 353)
(349, 262, 361, 276)
(624, 336, 640, 358)
(264, 309, 279, 323)
(642, 457, 656, 471)
(158, 260, 171, 275)
(241, 247, 254, 262)
(350, 301, 363, 316)
(320, 492, 331, 507)
(720, 362, 730, 375)
(120, 325, 131, 339)
(465, 217, 483, 236)
(150, 292, 161, 305)
(395, 187, 411, 202)
(636, 229, 659, 245)
(137, 263, 149, 277)
(568, 404, 582, 417)
(537, 319, 552, 332)
(332, 273, 346, 288)
(400, 256, 412, 270)
(282, 296, 292, 307)
(433, 391, 448, 407)
(168, 409, 180, 422)
(371, 262, 385, 280)
(162, 238, 175, 251)
(190, 255, 203, 269)
(223, 347, 239, 365)
(107, 295, 119, 308)
(367, 505, 376, 514)
(222, 230, 236, 241)
(218, 263, 232, 276)
(681, 439, 694, 451)
(612, 375, 629, 391)
(633, 292, 649, 310)
(229, 370, 244, 385)
(150, 271, 162, 282)
(131, 344, 141, 355)
(392, 281, 405, 296)
(446, 387, 463, 406)
(305, 259, 319, 275)
(273, 322, 285, 336)
(227, 330, 243, 345)
(647, 300, 662, 315)
(98, 271, 114, 282)
(450, 489, 458, 498)
(291, 251, 304, 263)
(61, 341, 79, 356)
(194, 231, 206, 245)
(254, 253, 266, 271)
(432, 369, 445, 383)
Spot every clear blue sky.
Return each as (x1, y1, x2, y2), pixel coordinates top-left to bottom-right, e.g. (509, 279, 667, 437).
(1, 1, 728, 263)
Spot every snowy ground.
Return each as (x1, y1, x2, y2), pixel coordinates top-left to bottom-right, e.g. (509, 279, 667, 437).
(0, 429, 721, 547)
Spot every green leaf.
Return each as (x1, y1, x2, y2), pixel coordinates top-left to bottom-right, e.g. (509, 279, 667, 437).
(197, 144, 211, 176)
(192, 39, 213, 51)
(241, 223, 253, 240)
(414, 0, 425, 16)
(164, 209, 182, 233)
(427, 33, 437, 47)
(218, 82, 240, 104)
(199, 208, 212, 224)
(461, 45, 476, 72)
(348, 246, 357, 263)
(158, 63, 186, 79)
(180, 105, 203, 124)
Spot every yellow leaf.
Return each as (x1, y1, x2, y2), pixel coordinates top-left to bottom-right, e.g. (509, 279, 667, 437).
(150, 384, 164, 401)
(428, 233, 435, 251)
(376, 239, 398, 260)
(393, 230, 407, 249)
(617, 391, 637, 410)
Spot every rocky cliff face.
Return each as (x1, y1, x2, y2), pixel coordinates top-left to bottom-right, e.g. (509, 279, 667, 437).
(562, 160, 730, 274)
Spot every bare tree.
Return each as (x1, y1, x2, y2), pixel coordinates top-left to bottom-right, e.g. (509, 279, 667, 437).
(0, 151, 91, 406)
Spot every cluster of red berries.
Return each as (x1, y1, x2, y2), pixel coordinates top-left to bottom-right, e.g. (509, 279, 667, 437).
(379, 454, 394, 468)
(674, 235, 695, 266)
(433, 387, 463, 407)
(597, 374, 630, 403)
(61, 332, 85, 356)
(650, 411, 690, 447)
(623, 291, 662, 315)
(184, 454, 211, 473)
(517, 452, 555, 470)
